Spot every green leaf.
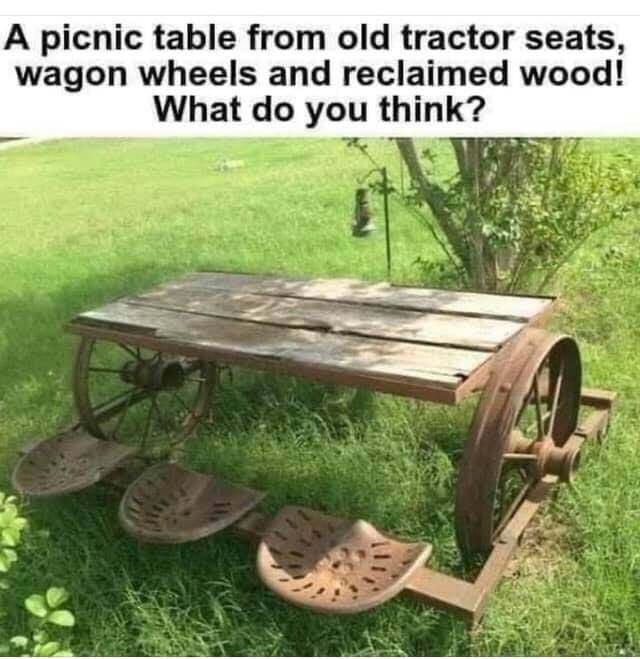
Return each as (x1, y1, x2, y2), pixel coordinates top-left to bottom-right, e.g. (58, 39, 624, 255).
(46, 587, 69, 609)
(3, 526, 20, 546)
(47, 610, 75, 627)
(25, 594, 49, 618)
(0, 643, 10, 654)
(53, 651, 73, 657)
(0, 504, 18, 526)
(37, 641, 60, 656)
(10, 636, 29, 648)
(0, 553, 10, 572)
(3, 548, 18, 563)
(33, 631, 48, 644)
(0, 578, 10, 590)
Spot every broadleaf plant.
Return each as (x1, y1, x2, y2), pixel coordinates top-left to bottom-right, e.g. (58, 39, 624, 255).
(0, 493, 75, 657)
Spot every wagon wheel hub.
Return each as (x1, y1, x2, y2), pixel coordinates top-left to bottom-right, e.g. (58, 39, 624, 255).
(506, 431, 581, 484)
(120, 357, 187, 391)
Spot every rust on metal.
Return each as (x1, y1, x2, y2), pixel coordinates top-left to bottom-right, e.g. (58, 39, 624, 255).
(257, 506, 431, 614)
(12, 430, 137, 497)
(455, 328, 582, 556)
(118, 462, 266, 544)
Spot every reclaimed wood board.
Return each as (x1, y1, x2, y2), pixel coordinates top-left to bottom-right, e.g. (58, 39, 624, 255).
(171, 272, 555, 323)
(125, 286, 525, 352)
(69, 302, 494, 403)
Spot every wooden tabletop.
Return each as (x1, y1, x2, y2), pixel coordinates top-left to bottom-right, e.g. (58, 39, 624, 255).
(68, 271, 556, 405)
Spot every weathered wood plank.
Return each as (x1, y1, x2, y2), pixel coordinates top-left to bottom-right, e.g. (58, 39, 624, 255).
(125, 286, 524, 352)
(167, 272, 554, 322)
(70, 302, 493, 395)
(70, 323, 465, 404)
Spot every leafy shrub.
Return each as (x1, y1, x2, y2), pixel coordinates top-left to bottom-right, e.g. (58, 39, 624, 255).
(467, 142, 637, 291)
(0, 494, 75, 657)
(352, 138, 638, 292)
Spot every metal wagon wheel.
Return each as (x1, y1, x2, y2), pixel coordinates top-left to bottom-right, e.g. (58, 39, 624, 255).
(72, 337, 217, 453)
(454, 328, 582, 558)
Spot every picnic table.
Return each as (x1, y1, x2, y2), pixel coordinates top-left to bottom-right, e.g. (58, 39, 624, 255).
(13, 271, 615, 625)
(67, 271, 556, 404)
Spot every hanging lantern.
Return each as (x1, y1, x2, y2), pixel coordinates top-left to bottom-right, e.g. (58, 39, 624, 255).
(351, 186, 376, 237)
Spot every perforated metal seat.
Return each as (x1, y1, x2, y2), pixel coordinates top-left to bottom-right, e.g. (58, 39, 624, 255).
(257, 506, 432, 614)
(12, 431, 137, 497)
(119, 463, 266, 544)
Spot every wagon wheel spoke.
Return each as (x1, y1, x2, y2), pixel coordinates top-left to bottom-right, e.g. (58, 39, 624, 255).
(533, 372, 545, 440)
(93, 386, 140, 415)
(110, 390, 134, 441)
(140, 397, 155, 453)
(117, 343, 141, 361)
(88, 367, 125, 375)
(151, 394, 172, 433)
(547, 361, 565, 435)
(173, 392, 191, 416)
(494, 468, 536, 539)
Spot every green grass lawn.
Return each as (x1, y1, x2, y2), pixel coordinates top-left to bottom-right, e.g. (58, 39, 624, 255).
(1, 137, 639, 656)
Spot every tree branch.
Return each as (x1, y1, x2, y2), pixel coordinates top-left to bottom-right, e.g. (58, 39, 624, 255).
(395, 138, 468, 267)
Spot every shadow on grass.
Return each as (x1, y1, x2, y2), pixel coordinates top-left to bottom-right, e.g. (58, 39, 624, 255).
(1, 262, 166, 403)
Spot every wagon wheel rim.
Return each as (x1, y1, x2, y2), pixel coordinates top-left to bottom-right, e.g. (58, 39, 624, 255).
(454, 328, 581, 558)
(73, 337, 217, 454)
